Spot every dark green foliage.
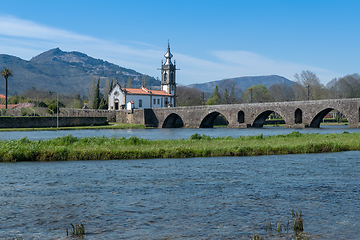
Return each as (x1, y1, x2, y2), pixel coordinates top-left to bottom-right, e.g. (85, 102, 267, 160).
(99, 97, 108, 109)
(93, 79, 100, 109)
(206, 85, 221, 105)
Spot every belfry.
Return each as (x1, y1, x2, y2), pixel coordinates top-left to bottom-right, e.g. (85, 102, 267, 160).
(160, 42, 178, 106)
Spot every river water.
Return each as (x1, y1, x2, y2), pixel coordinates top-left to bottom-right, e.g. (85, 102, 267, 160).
(1, 127, 360, 239)
(1, 152, 360, 239)
(0, 125, 359, 141)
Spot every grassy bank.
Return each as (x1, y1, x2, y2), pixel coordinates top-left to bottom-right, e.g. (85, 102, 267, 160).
(0, 122, 145, 131)
(1, 131, 359, 162)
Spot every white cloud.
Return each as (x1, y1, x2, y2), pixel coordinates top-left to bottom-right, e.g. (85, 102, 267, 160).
(0, 15, 340, 86)
(210, 50, 339, 84)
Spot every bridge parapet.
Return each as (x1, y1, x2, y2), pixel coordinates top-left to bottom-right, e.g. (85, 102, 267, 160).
(115, 98, 360, 128)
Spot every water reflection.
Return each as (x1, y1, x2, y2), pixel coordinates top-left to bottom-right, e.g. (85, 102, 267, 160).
(1, 151, 360, 239)
(0, 125, 359, 141)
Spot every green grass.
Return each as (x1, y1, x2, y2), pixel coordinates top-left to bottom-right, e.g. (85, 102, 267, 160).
(0, 131, 359, 162)
(0, 122, 146, 132)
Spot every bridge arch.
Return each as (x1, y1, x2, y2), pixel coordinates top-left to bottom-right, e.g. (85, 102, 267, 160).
(295, 108, 302, 124)
(200, 111, 229, 128)
(162, 113, 184, 128)
(310, 108, 349, 128)
(252, 110, 286, 128)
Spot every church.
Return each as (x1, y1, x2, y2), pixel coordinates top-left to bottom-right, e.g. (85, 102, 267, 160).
(108, 44, 177, 110)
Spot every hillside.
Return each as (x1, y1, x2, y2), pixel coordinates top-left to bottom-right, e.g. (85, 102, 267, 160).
(0, 48, 160, 96)
(187, 75, 294, 93)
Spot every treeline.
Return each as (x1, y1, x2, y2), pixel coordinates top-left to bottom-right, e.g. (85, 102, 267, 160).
(177, 71, 360, 106)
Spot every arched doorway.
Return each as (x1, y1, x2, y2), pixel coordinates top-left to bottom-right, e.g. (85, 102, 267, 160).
(295, 108, 302, 124)
(238, 111, 245, 123)
(162, 113, 184, 128)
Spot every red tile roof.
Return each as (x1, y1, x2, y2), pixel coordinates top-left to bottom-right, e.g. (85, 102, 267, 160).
(0, 94, 7, 98)
(0, 104, 18, 109)
(123, 87, 173, 96)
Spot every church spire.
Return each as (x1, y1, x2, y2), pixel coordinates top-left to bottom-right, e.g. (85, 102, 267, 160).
(164, 41, 173, 66)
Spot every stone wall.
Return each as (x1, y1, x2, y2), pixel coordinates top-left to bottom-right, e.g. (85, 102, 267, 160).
(0, 117, 108, 128)
(3, 108, 116, 122)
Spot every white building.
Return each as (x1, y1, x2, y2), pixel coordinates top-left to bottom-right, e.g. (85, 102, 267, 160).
(108, 44, 178, 110)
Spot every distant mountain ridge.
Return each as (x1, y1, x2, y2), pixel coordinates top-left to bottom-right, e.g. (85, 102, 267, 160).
(0, 48, 294, 97)
(0, 48, 160, 96)
(187, 75, 294, 93)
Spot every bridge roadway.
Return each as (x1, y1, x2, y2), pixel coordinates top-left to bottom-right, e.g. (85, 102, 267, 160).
(117, 98, 360, 128)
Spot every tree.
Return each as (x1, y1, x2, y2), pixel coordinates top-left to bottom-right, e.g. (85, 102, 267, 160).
(99, 97, 108, 109)
(206, 85, 222, 105)
(110, 77, 116, 92)
(127, 76, 133, 88)
(103, 77, 111, 97)
(218, 79, 242, 104)
(1, 67, 14, 109)
(87, 76, 96, 108)
(294, 70, 328, 100)
(242, 84, 269, 103)
(99, 77, 111, 110)
(327, 74, 360, 99)
(268, 83, 295, 102)
(92, 78, 100, 109)
(141, 75, 147, 87)
(176, 86, 204, 106)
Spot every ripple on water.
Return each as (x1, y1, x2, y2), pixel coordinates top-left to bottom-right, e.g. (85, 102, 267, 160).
(0, 152, 359, 239)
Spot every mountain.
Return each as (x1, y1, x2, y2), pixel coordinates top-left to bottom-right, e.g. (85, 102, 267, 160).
(0, 48, 160, 96)
(187, 75, 294, 93)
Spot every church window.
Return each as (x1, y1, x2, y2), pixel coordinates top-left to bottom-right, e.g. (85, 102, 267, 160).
(164, 72, 167, 81)
(153, 99, 156, 104)
(157, 99, 160, 104)
(139, 99, 142, 108)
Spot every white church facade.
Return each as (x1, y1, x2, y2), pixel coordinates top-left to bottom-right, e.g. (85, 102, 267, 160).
(108, 44, 177, 110)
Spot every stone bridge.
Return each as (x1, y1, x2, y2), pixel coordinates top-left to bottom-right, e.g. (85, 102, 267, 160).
(116, 98, 360, 128)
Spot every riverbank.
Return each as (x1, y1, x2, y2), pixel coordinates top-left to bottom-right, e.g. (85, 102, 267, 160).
(0, 122, 145, 131)
(1, 131, 359, 162)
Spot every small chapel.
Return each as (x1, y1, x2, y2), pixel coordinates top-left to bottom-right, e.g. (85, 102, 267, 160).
(108, 44, 177, 110)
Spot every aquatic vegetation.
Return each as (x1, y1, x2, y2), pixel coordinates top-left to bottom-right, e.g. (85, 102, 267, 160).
(67, 223, 85, 236)
(292, 206, 304, 232)
(263, 207, 309, 239)
(251, 234, 264, 240)
(0, 131, 359, 161)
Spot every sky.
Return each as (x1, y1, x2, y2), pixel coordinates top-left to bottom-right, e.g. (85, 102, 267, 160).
(0, 0, 359, 86)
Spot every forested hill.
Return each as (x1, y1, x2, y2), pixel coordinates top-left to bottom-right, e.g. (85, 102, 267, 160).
(0, 48, 160, 96)
(187, 75, 294, 93)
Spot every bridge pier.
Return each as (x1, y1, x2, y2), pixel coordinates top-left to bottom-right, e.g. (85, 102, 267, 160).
(284, 124, 306, 129)
(227, 123, 250, 128)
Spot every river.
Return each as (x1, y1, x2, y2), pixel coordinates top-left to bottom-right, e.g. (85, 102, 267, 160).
(0, 125, 359, 141)
(0, 127, 360, 239)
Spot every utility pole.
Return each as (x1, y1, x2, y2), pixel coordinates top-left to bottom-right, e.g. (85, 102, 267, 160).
(57, 91, 59, 128)
(307, 85, 310, 101)
(250, 88, 253, 103)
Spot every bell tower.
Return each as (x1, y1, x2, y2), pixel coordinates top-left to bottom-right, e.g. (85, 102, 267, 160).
(160, 42, 178, 106)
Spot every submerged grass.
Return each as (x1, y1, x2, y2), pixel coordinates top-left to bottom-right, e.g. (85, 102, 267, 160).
(0, 131, 360, 162)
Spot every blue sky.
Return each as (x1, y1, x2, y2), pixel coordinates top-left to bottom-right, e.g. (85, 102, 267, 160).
(0, 0, 359, 86)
